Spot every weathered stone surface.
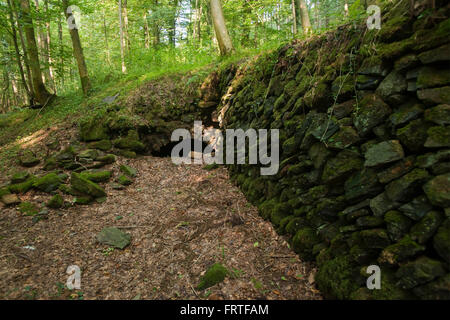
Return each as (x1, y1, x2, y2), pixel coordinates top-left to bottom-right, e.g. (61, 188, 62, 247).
(432, 162, 450, 175)
(423, 173, 450, 208)
(344, 168, 382, 202)
(377, 156, 415, 184)
(308, 142, 331, 169)
(1, 193, 20, 205)
(89, 139, 112, 151)
(413, 274, 450, 300)
(378, 236, 425, 265)
(396, 256, 446, 290)
(358, 56, 390, 77)
(417, 86, 450, 105)
(19, 150, 40, 167)
(410, 211, 445, 244)
(364, 140, 405, 167)
(96, 227, 131, 249)
(322, 150, 363, 184)
(385, 169, 430, 203)
(425, 104, 450, 126)
(417, 67, 450, 90)
(433, 218, 450, 264)
(396, 119, 430, 152)
(292, 227, 321, 260)
(359, 229, 391, 249)
(113, 130, 145, 153)
(394, 54, 419, 72)
(33, 173, 63, 193)
(385, 210, 413, 242)
(70, 172, 106, 198)
(327, 126, 360, 150)
(416, 149, 450, 168)
(370, 192, 401, 217)
(398, 195, 433, 221)
(328, 100, 356, 119)
(79, 170, 112, 183)
(424, 126, 450, 148)
(418, 43, 450, 64)
(355, 216, 384, 229)
(352, 94, 392, 136)
(301, 113, 339, 149)
(388, 101, 423, 128)
(356, 75, 381, 90)
(117, 175, 133, 186)
(376, 71, 407, 104)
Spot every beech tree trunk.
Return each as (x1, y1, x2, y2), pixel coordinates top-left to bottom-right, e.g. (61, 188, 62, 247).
(119, 0, 127, 73)
(62, 0, 92, 95)
(296, 0, 311, 33)
(210, 0, 234, 56)
(20, 0, 52, 105)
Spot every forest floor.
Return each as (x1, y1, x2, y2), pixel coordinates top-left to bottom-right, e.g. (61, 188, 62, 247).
(0, 154, 322, 300)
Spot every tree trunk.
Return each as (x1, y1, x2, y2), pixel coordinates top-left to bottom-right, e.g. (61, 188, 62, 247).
(123, 0, 130, 50)
(291, 0, 297, 35)
(118, 0, 127, 73)
(210, 0, 234, 56)
(44, 0, 56, 92)
(7, 0, 32, 99)
(103, 8, 112, 65)
(296, 0, 311, 33)
(153, 0, 160, 47)
(62, 0, 92, 95)
(144, 13, 150, 49)
(20, 0, 52, 105)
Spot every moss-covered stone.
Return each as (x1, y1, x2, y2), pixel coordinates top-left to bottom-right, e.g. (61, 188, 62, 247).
(396, 256, 446, 290)
(79, 170, 112, 183)
(291, 227, 321, 260)
(8, 176, 36, 194)
(80, 116, 109, 141)
(97, 154, 116, 164)
(113, 130, 145, 153)
(47, 194, 64, 209)
(385, 168, 430, 203)
(32, 173, 63, 193)
(433, 218, 450, 264)
(89, 139, 112, 151)
(379, 235, 425, 265)
(10, 172, 30, 184)
(424, 126, 450, 148)
(396, 119, 430, 152)
(196, 263, 228, 291)
(385, 210, 413, 242)
(359, 229, 391, 249)
(19, 201, 39, 216)
(117, 175, 133, 186)
(119, 164, 137, 178)
(270, 203, 292, 226)
(424, 104, 450, 126)
(322, 150, 363, 184)
(316, 254, 360, 299)
(352, 94, 391, 137)
(410, 211, 444, 244)
(413, 273, 450, 300)
(417, 67, 450, 90)
(417, 86, 450, 106)
(96, 227, 131, 249)
(19, 150, 40, 167)
(423, 173, 450, 208)
(70, 172, 106, 198)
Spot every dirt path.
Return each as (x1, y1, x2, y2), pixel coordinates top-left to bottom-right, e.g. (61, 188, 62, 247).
(0, 156, 321, 300)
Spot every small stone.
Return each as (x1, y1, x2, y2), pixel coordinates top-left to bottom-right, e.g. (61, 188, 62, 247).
(344, 168, 382, 202)
(33, 173, 64, 193)
(322, 150, 363, 184)
(120, 165, 137, 178)
(96, 227, 131, 249)
(1, 194, 20, 205)
(413, 274, 450, 300)
(416, 150, 450, 168)
(359, 229, 391, 249)
(394, 54, 419, 72)
(329, 99, 356, 119)
(327, 126, 360, 150)
(396, 256, 446, 290)
(196, 263, 228, 291)
(388, 101, 423, 128)
(423, 173, 450, 208)
(356, 216, 384, 228)
(117, 175, 133, 186)
(47, 194, 64, 209)
(396, 119, 430, 152)
(10, 172, 30, 184)
(70, 172, 106, 198)
(417, 67, 450, 90)
(364, 140, 405, 167)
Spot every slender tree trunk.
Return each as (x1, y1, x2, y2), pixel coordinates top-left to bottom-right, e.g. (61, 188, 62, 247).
(20, 0, 52, 105)
(210, 0, 234, 55)
(144, 13, 150, 49)
(291, 0, 297, 35)
(123, 0, 130, 50)
(103, 9, 112, 65)
(118, 0, 127, 73)
(58, 14, 64, 88)
(44, 0, 55, 92)
(153, 0, 160, 47)
(7, 0, 32, 99)
(62, 0, 92, 95)
(296, 0, 311, 33)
